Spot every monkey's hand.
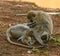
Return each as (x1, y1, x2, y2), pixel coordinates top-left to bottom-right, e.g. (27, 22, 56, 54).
(17, 36, 24, 41)
(27, 22, 36, 28)
(42, 44, 48, 48)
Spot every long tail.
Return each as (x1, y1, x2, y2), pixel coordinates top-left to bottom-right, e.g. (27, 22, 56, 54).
(6, 28, 33, 49)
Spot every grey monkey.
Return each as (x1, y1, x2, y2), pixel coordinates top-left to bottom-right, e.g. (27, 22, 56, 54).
(6, 23, 36, 48)
(6, 10, 53, 48)
(27, 10, 53, 46)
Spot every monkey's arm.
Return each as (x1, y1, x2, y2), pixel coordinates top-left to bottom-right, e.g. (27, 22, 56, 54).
(33, 30, 47, 46)
(17, 30, 28, 41)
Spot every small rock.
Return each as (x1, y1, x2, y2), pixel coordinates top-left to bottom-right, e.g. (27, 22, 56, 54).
(27, 50, 32, 54)
(9, 24, 12, 27)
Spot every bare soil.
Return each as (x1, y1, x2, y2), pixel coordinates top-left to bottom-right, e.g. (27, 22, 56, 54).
(0, 1, 60, 56)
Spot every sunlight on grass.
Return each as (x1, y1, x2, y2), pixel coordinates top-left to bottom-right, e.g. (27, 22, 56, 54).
(56, 14, 60, 17)
(32, 3, 37, 7)
(52, 37, 60, 43)
(2, 27, 7, 32)
(32, 48, 40, 53)
(51, 37, 60, 46)
(0, 21, 3, 24)
(43, 50, 48, 56)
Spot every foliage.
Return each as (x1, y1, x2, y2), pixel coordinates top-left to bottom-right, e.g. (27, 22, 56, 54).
(56, 14, 60, 17)
(32, 48, 40, 53)
(52, 37, 60, 43)
(2, 27, 7, 32)
(0, 21, 3, 24)
(27, 48, 40, 54)
(32, 3, 37, 7)
(43, 50, 48, 56)
(51, 37, 60, 46)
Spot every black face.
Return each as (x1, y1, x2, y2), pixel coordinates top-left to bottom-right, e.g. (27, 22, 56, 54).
(27, 12, 36, 22)
(41, 35, 48, 42)
(41, 35, 47, 40)
(30, 19, 33, 22)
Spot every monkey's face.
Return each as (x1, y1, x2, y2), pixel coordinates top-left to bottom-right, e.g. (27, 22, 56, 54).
(27, 10, 48, 24)
(27, 11, 43, 24)
(27, 11, 36, 23)
(41, 31, 50, 42)
(41, 35, 48, 42)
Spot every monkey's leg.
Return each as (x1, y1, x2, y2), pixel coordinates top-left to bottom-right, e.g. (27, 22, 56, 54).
(17, 30, 32, 46)
(41, 31, 50, 42)
(17, 36, 24, 41)
(43, 25, 52, 41)
(33, 30, 47, 47)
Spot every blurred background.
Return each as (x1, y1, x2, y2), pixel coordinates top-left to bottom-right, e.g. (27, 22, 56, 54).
(1, 0, 60, 8)
(0, 0, 60, 56)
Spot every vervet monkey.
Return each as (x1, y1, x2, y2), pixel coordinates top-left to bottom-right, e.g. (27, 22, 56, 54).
(27, 10, 53, 46)
(6, 23, 36, 48)
(6, 10, 53, 48)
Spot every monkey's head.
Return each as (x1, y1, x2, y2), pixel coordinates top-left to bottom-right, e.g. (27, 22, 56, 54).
(41, 31, 50, 42)
(41, 35, 48, 43)
(27, 10, 36, 23)
(27, 10, 48, 24)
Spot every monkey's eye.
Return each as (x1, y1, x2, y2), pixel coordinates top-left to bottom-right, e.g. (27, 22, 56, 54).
(30, 19, 33, 22)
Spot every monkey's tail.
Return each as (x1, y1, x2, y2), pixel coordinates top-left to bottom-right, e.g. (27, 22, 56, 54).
(6, 28, 33, 49)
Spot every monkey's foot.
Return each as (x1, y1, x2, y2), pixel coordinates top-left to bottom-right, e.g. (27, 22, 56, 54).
(17, 36, 24, 41)
(36, 44, 48, 48)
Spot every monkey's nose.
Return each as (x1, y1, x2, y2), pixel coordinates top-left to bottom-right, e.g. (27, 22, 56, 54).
(30, 19, 33, 22)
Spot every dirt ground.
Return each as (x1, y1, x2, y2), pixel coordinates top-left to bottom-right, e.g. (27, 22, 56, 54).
(0, 1, 60, 56)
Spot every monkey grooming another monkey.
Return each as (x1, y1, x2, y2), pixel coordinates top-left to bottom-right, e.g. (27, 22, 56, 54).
(6, 10, 53, 48)
(27, 10, 53, 46)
